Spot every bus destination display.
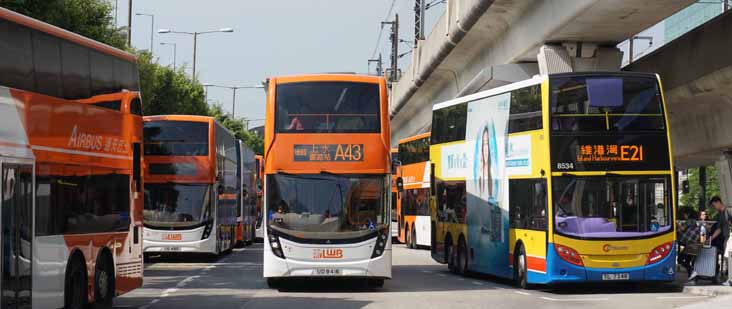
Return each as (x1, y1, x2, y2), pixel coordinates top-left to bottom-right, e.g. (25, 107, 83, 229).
(294, 144, 364, 162)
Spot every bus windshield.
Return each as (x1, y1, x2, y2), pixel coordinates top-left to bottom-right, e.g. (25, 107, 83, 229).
(144, 184, 212, 228)
(552, 175, 672, 239)
(267, 173, 387, 240)
(144, 120, 209, 156)
(275, 82, 381, 133)
(551, 75, 664, 132)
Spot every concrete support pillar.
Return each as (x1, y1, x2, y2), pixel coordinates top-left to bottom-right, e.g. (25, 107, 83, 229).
(716, 154, 732, 205)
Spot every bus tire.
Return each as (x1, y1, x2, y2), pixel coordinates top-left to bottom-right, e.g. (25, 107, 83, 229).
(446, 237, 456, 273)
(514, 245, 528, 289)
(457, 236, 468, 275)
(93, 250, 115, 309)
(64, 253, 88, 309)
(411, 227, 417, 249)
(404, 224, 411, 248)
(266, 278, 281, 289)
(368, 278, 385, 288)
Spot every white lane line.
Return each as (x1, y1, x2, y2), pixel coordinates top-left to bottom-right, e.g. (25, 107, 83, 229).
(457, 278, 465, 281)
(421, 270, 432, 274)
(515, 291, 531, 296)
(438, 274, 447, 277)
(656, 296, 708, 300)
(541, 297, 609, 302)
(472, 281, 484, 286)
(140, 298, 161, 309)
(176, 275, 199, 288)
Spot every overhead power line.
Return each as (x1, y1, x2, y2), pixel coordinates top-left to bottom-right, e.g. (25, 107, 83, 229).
(370, 0, 398, 59)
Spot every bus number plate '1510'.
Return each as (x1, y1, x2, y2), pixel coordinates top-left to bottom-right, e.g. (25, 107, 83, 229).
(293, 144, 364, 162)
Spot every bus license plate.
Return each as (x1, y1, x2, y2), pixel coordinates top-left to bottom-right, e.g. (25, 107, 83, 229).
(165, 247, 181, 252)
(602, 273, 629, 281)
(313, 268, 341, 276)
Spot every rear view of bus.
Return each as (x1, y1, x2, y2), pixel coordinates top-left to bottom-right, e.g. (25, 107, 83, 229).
(397, 133, 431, 249)
(263, 74, 391, 287)
(142, 116, 239, 256)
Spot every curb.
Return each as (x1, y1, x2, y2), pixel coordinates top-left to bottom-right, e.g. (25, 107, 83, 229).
(683, 285, 732, 297)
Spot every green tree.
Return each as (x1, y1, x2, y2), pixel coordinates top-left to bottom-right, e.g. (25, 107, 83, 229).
(680, 166, 720, 211)
(137, 52, 209, 116)
(1, 0, 126, 49)
(208, 104, 264, 155)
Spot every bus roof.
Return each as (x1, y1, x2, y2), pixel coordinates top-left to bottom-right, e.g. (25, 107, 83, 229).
(0, 7, 136, 63)
(270, 74, 384, 85)
(143, 115, 214, 123)
(399, 132, 431, 145)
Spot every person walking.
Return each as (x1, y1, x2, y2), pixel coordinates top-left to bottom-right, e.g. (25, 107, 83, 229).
(708, 196, 732, 285)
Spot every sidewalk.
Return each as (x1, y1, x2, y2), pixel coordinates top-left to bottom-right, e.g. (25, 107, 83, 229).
(677, 265, 732, 297)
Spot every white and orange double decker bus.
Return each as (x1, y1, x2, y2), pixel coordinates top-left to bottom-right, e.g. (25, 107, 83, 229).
(0, 8, 143, 308)
(396, 133, 431, 249)
(390, 148, 399, 239)
(262, 74, 392, 288)
(142, 116, 239, 256)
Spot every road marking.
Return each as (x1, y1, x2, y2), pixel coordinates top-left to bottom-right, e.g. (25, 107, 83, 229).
(438, 274, 447, 277)
(140, 298, 160, 309)
(421, 270, 432, 274)
(472, 281, 484, 286)
(656, 296, 708, 300)
(515, 291, 531, 296)
(541, 297, 609, 302)
(457, 278, 465, 281)
(176, 275, 199, 288)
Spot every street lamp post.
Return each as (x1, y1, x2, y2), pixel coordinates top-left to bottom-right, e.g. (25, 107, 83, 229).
(135, 13, 154, 53)
(158, 28, 234, 80)
(202, 84, 264, 117)
(160, 42, 177, 70)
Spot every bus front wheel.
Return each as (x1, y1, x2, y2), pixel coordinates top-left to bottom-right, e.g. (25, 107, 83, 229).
(64, 254, 88, 309)
(93, 252, 115, 309)
(457, 237, 468, 275)
(514, 245, 528, 289)
(411, 227, 417, 249)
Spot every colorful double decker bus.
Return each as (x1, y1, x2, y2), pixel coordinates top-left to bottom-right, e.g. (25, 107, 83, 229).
(0, 8, 144, 308)
(430, 72, 676, 287)
(142, 116, 240, 256)
(263, 74, 392, 287)
(236, 140, 257, 246)
(396, 133, 431, 249)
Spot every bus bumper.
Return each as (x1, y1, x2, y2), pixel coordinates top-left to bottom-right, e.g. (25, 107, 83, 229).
(543, 243, 676, 284)
(263, 239, 392, 279)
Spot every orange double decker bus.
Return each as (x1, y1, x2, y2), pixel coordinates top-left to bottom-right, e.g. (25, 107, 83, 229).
(236, 140, 257, 246)
(262, 74, 392, 287)
(142, 116, 239, 257)
(0, 8, 143, 308)
(396, 133, 431, 249)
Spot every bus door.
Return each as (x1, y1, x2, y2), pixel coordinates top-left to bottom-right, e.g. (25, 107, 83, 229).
(1, 164, 33, 309)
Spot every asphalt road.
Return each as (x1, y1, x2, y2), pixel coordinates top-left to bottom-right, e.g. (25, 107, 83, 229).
(115, 243, 714, 309)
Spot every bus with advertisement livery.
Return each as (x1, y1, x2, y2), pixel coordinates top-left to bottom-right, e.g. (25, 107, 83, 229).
(142, 115, 239, 257)
(429, 72, 676, 288)
(262, 74, 392, 288)
(0, 7, 144, 308)
(396, 133, 431, 249)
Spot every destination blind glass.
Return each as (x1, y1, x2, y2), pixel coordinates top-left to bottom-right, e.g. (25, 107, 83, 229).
(549, 74, 670, 171)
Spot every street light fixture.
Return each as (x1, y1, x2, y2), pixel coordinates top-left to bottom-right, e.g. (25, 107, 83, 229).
(135, 13, 155, 53)
(202, 83, 265, 118)
(160, 42, 177, 70)
(158, 27, 234, 79)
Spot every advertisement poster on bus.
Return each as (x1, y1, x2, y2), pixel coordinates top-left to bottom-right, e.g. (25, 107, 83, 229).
(465, 93, 511, 276)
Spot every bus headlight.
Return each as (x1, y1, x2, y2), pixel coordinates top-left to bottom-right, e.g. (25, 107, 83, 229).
(268, 232, 285, 259)
(371, 228, 388, 258)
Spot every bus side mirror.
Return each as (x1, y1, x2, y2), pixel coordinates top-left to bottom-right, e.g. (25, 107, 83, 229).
(682, 180, 689, 194)
(217, 185, 224, 195)
(392, 159, 401, 174)
(396, 177, 404, 193)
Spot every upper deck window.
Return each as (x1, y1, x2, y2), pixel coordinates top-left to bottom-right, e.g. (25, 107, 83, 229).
(144, 121, 209, 156)
(551, 75, 665, 133)
(275, 81, 381, 133)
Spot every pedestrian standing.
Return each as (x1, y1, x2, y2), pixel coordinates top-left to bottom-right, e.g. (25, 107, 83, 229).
(708, 196, 732, 285)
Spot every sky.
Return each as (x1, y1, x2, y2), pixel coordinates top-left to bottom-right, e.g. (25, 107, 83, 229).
(113, 0, 444, 128)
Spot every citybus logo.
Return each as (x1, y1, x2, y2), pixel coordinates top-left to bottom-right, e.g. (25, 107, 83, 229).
(602, 244, 628, 252)
(313, 248, 343, 259)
